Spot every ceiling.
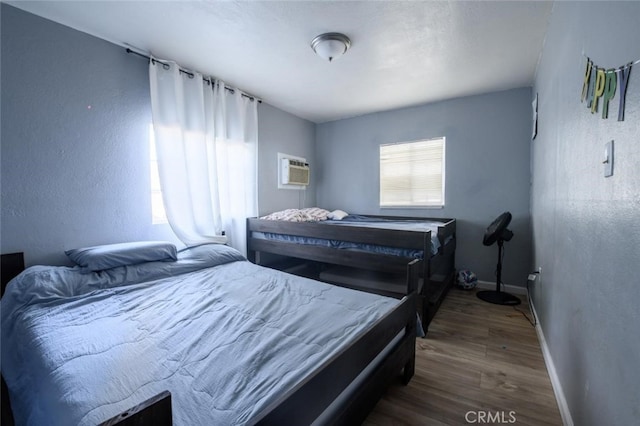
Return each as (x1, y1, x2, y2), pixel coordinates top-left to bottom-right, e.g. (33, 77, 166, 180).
(8, 1, 553, 123)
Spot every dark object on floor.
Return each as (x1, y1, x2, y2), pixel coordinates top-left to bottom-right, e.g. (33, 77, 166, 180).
(477, 212, 521, 306)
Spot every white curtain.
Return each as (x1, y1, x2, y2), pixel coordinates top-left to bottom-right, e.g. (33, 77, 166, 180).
(149, 59, 258, 255)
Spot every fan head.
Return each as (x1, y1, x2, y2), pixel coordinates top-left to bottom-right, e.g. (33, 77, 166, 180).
(483, 212, 513, 246)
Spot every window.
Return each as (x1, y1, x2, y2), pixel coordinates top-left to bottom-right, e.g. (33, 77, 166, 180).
(379, 137, 445, 208)
(149, 125, 168, 224)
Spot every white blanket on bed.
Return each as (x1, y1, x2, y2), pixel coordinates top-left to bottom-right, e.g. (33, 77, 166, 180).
(1, 246, 397, 425)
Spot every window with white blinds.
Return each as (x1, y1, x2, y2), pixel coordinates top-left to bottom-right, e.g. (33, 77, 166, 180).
(379, 137, 445, 207)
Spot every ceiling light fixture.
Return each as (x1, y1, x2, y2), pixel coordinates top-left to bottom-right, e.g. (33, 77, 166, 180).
(311, 32, 351, 62)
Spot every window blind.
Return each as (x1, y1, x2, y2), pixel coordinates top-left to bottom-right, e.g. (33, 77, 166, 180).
(379, 137, 445, 207)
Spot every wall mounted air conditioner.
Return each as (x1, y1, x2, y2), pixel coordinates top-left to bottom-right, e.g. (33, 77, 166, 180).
(282, 158, 310, 185)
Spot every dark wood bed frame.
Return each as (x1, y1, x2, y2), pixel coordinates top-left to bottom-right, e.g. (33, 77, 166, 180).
(0, 252, 418, 425)
(247, 214, 456, 333)
(1, 252, 24, 426)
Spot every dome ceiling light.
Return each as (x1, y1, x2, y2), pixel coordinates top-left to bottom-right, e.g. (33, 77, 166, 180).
(310, 32, 351, 62)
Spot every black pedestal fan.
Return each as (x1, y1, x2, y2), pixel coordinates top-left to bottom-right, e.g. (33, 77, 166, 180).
(477, 212, 521, 306)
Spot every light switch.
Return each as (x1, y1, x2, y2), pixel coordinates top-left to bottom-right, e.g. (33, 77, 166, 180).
(604, 140, 614, 177)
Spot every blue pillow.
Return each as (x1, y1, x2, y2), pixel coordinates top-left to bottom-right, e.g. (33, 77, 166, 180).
(65, 241, 178, 272)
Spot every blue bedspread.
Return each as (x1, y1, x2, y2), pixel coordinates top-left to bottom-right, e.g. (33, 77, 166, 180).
(1, 244, 397, 425)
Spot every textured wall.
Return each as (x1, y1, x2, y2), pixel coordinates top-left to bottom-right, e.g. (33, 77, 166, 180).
(1, 4, 179, 266)
(531, 2, 640, 425)
(1, 5, 315, 266)
(257, 103, 316, 216)
(315, 88, 533, 286)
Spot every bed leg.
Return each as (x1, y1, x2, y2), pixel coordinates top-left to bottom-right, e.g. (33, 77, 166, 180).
(402, 353, 415, 385)
(421, 315, 429, 336)
(419, 296, 430, 336)
(247, 249, 256, 264)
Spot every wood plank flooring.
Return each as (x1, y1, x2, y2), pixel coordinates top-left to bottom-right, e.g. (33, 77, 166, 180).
(364, 288, 563, 425)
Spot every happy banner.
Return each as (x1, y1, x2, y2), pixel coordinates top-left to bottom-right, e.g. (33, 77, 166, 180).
(581, 56, 636, 121)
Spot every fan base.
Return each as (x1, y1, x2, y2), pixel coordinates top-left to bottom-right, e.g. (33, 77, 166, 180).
(476, 290, 521, 306)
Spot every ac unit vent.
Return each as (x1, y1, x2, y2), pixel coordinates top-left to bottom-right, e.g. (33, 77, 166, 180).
(282, 158, 310, 186)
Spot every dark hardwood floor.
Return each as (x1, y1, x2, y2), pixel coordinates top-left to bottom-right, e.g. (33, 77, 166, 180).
(364, 288, 563, 425)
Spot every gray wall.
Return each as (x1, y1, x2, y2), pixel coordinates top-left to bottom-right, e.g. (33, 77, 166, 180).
(1, 4, 178, 266)
(258, 103, 316, 216)
(531, 2, 640, 425)
(316, 88, 533, 286)
(0, 5, 315, 266)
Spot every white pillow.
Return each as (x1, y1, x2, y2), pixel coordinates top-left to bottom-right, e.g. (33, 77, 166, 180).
(328, 209, 349, 220)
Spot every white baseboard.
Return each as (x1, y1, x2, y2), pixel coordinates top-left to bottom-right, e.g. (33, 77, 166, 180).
(476, 280, 528, 295)
(530, 300, 574, 426)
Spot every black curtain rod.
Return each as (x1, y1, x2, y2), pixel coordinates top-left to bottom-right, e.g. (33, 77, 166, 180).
(126, 48, 261, 103)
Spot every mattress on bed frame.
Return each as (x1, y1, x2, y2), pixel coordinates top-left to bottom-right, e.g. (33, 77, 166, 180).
(1, 245, 416, 426)
(252, 215, 452, 258)
(247, 215, 456, 277)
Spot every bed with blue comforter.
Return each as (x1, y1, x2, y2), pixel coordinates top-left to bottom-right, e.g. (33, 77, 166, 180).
(1, 244, 416, 425)
(247, 212, 457, 333)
